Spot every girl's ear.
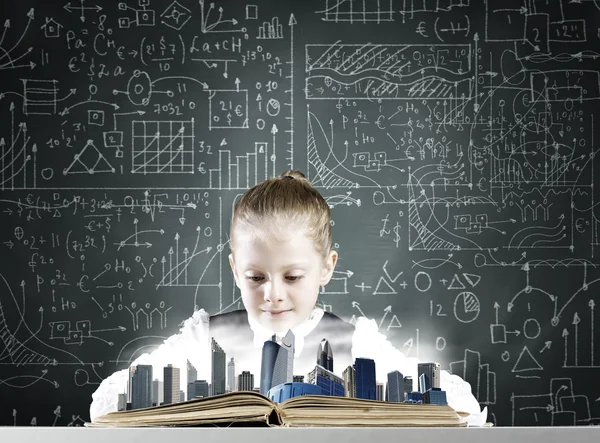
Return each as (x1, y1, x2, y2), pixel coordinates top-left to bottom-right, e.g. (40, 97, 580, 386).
(228, 253, 241, 289)
(319, 250, 338, 286)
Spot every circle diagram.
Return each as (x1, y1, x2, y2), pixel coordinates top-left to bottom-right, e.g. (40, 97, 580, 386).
(453, 291, 480, 323)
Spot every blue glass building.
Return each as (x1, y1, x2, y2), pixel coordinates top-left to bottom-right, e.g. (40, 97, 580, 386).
(354, 358, 376, 400)
(406, 391, 424, 404)
(423, 388, 447, 406)
(418, 373, 431, 393)
(308, 364, 345, 397)
(267, 382, 322, 403)
(387, 370, 404, 402)
(259, 331, 294, 395)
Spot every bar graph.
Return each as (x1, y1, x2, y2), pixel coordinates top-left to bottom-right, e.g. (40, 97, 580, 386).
(449, 348, 496, 405)
(209, 142, 276, 189)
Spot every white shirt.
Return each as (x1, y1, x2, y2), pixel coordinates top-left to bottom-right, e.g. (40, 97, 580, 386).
(89, 308, 487, 425)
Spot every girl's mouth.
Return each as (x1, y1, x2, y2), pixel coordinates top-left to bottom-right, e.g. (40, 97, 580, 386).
(263, 309, 291, 316)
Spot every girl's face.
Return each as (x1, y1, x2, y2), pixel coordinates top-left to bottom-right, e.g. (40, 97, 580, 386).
(229, 223, 337, 332)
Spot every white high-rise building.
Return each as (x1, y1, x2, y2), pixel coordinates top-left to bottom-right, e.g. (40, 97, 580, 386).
(127, 365, 137, 404)
(152, 379, 164, 406)
(187, 360, 197, 385)
(227, 358, 237, 392)
(211, 338, 226, 396)
(117, 393, 127, 411)
(376, 382, 385, 401)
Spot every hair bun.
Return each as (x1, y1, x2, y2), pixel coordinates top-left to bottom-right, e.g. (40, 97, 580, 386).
(279, 170, 306, 180)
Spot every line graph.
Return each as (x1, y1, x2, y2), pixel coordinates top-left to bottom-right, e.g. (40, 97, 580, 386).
(131, 119, 195, 174)
(315, 0, 394, 23)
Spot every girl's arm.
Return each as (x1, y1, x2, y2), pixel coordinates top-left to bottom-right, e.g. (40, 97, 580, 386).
(89, 309, 211, 421)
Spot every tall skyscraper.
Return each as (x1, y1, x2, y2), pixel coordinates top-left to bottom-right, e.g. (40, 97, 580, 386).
(418, 362, 440, 389)
(188, 380, 209, 398)
(376, 382, 385, 401)
(342, 365, 356, 398)
(308, 364, 345, 396)
(211, 338, 226, 396)
(180, 390, 185, 402)
(317, 339, 333, 372)
(387, 370, 404, 402)
(152, 379, 163, 406)
(281, 330, 295, 383)
(260, 330, 295, 395)
(163, 364, 180, 404)
(404, 376, 413, 396)
(131, 364, 153, 410)
(238, 371, 254, 391)
(187, 360, 197, 385)
(227, 358, 237, 392)
(355, 358, 376, 400)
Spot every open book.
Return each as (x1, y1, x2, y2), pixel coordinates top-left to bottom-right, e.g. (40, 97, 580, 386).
(88, 391, 467, 427)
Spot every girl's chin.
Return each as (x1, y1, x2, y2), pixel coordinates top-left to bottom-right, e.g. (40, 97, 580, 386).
(259, 311, 299, 330)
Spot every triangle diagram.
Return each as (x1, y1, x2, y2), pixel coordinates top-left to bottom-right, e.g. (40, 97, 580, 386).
(448, 274, 466, 290)
(383, 260, 403, 283)
(512, 346, 543, 372)
(63, 141, 115, 175)
(373, 277, 396, 295)
(463, 273, 481, 288)
(386, 315, 402, 330)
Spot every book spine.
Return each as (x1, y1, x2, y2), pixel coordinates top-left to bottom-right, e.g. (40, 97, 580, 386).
(266, 406, 283, 427)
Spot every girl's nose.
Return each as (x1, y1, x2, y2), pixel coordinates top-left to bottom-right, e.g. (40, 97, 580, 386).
(263, 280, 285, 303)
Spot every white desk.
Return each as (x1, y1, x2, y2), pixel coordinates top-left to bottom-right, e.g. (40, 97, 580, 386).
(0, 427, 598, 442)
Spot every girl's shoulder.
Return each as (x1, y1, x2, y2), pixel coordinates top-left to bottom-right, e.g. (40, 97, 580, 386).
(209, 309, 251, 333)
(208, 309, 253, 350)
(321, 311, 355, 332)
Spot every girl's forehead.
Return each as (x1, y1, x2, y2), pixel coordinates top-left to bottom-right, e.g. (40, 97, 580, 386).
(234, 223, 310, 247)
(231, 223, 327, 267)
(234, 220, 307, 240)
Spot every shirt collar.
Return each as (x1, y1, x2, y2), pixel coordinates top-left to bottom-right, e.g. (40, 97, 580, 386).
(247, 308, 324, 356)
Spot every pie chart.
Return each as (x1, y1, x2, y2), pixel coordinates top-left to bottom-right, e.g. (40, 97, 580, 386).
(453, 291, 480, 323)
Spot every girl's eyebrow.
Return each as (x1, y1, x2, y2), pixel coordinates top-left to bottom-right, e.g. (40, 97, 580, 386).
(244, 262, 310, 270)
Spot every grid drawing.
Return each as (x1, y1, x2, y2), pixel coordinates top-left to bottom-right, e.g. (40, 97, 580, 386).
(131, 119, 195, 174)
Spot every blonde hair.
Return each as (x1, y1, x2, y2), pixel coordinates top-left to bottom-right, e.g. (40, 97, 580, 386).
(230, 170, 332, 261)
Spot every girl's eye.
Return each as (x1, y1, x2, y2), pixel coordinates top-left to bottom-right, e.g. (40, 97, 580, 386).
(246, 276, 302, 282)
